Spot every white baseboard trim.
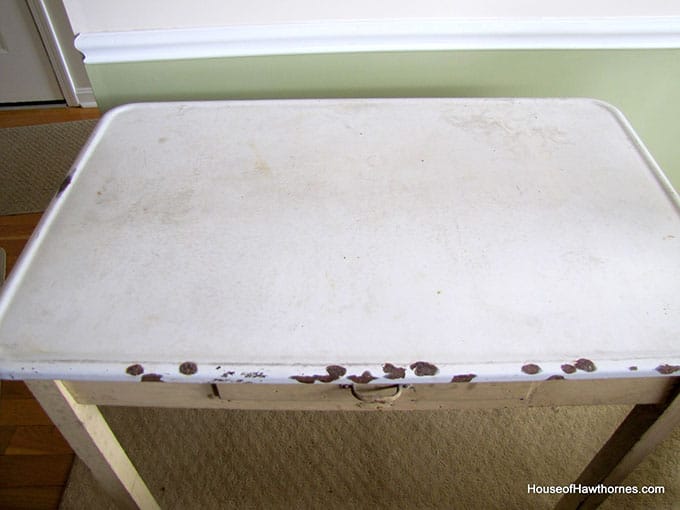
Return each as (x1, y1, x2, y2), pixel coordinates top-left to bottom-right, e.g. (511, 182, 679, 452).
(76, 87, 97, 108)
(75, 17, 680, 64)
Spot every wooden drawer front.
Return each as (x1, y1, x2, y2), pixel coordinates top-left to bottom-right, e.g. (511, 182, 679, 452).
(63, 377, 676, 411)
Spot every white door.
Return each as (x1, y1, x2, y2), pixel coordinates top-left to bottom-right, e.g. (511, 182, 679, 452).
(0, 0, 63, 103)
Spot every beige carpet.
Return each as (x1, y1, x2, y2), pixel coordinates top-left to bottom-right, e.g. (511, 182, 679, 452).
(1, 120, 678, 510)
(58, 405, 680, 510)
(0, 119, 97, 215)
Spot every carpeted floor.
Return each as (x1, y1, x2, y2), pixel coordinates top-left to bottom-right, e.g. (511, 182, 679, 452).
(59, 405, 680, 510)
(1, 119, 678, 510)
(0, 120, 97, 215)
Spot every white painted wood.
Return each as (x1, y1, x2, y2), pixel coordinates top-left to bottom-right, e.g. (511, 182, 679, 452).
(595, 390, 680, 490)
(74, 17, 680, 64)
(26, 379, 160, 510)
(0, 0, 63, 103)
(556, 387, 680, 509)
(63, 377, 674, 411)
(61, 0, 680, 34)
(75, 85, 96, 107)
(26, 0, 94, 107)
(0, 98, 678, 384)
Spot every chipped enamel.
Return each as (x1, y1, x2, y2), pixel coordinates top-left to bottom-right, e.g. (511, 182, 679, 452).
(0, 99, 678, 383)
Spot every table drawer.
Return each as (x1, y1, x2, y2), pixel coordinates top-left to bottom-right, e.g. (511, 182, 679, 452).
(63, 377, 676, 411)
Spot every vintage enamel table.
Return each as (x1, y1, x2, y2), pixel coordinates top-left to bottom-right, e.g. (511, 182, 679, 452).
(0, 99, 678, 509)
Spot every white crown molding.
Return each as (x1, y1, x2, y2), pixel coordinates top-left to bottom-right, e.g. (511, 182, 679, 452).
(75, 17, 680, 64)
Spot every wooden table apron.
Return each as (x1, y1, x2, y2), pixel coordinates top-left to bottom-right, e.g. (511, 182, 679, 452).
(23, 377, 680, 510)
(1, 98, 679, 509)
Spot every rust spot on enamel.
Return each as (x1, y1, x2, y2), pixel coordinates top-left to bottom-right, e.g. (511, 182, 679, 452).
(126, 364, 144, 376)
(57, 175, 72, 195)
(141, 374, 163, 382)
(290, 365, 347, 384)
(179, 362, 198, 375)
(574, 358, 597, 372)
(348, 371, 377, 384)
(290, 375, 317, 384)
(547, 375, 565, 381)
(242, 371, 266, 378)
(655, 364, 680, 375)
(316, 368, 345, 383)
(521, 364, 541, 375)
(451, 374, 476, 383)
(324, 365, 347, 379)
(382, 363, 406, 379)
(561, 364, 576, 374)
(410, 361, 439, 376)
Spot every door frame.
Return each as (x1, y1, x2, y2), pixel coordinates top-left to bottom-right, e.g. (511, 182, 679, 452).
(26, 0, 95, 107)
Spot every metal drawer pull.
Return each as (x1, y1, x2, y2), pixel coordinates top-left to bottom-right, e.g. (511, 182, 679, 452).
(349, 384, 405, 404)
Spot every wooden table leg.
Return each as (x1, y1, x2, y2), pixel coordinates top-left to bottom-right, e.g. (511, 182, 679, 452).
(25, 380, 160, 510)
(556, 382, 680, 509)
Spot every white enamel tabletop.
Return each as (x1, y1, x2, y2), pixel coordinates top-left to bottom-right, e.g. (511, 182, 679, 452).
(0, 98, 678, 384)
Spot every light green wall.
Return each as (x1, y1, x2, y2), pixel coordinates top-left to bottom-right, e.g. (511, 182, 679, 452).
(86, 49, 680, 189)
